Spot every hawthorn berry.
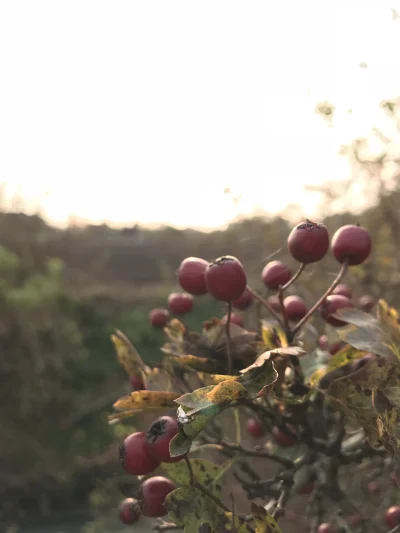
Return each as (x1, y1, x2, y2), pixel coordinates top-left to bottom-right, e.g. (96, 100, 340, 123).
(332, 283, 352, 299)
(367, 480, 379, 493)
(321, 295, 354, 327)
(267, 295, 282, 312)
(317, 523, 335, 533)
(232, 288, 253, 310)
(331, 224, 372, 265)
(177, 257, 209, 295)
(246, 418, 264, 438)
(261, 261, 291, 289)
(222, 312, 243, 327)
(139, 476, 176, 517)
(272, 425, 297, 447)
(329, 342, 344, 355)
(118, 497, 141, 525)
(146, 416, 186, 463)
(168, 292, 193, 315)
(119, 432, 159, 475)
(287, 220, 329, 263)
(385, 506, 400, 529)
(359, 294, 375, 312)
(283, 295, 307, 321)
(130, 374, 145, 391)
(205, 256, 247, 301)
(149, 308, 169, 328)
(318, 335, 329, 350)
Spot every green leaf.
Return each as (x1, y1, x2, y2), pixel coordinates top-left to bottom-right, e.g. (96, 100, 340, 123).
(165, 486, 220, 533)
(251, 503, 282, 533)
(161, 459, 223, 496)
(238, 358, 278, 397)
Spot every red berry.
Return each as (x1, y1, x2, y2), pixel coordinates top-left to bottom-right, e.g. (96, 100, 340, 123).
(359, 295, 375, 312)
(298, 482, 314, 495)
(168, 293, 193, 315)
(222, 312, 243, 327)
(149, 308, 169, 328)
(232, 288, 253, 310)
(385, 506, 400, 529)
(177, 257, 209, 295)
(317, 523, 335, 533)
(261, 261, 291, 289)
(329, 342, 344, 355)
(205, 256, 247, 301)
(246, 418, 264, 438)
(332, 283, 352, 299)
(267, 295, 282, 312)
(321, 295, 354, 327)
(367, 480, 379, 493)
(331, 224, 372, 265)
(146, 416, 186, 463)
(272, 425, 297, 447)
(283, 295, 307, 321)
(318, 335, 329, 349)
(130, 375, 145, 391)
(119, 432, 160, 475)
(288, 220, 329, 263)
(139, 476, 176, 517)
(349, 515, 362, 527)
(118, 498, 141, 525)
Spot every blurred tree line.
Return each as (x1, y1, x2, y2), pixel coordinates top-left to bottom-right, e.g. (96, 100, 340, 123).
(1, 96, 400, 530)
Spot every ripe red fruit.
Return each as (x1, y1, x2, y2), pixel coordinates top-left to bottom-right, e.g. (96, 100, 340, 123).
(177, 257, 209, 295)
(146, 416, 186, 463)
(267, 295, 282, 312)
(359, 294, 375, 312)
(246, 418, 264, 438)
(321, 295, 354, 327)
(385, 506, 400, 529)
(317, 523, 335, 533)
(287, 220, 329, 263)
(283, 295, 307, 321)
(261, 261, 291, 289)
(232, 288, 253, 310)
(130, 375, 145, 391)
(272, 425, 297, 447)
(139, 476, 176, 517)
(119, 432, 160, 475)
(331, 224, 372, 265)
(205, 256, 247, 301)
(318, 335, 329, 349)
(329, 342, 343, 355)
(332, 283, 352, 299)
(168, 293, 193, 315)
(367, 480, 379, 493)
(118, 498, 141, 525)
(222, 312, 243, 327)
(149, 308, 169, 328)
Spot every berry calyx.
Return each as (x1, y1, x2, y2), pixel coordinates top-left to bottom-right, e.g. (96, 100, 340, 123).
(232, 288, 253, 310)
(287, 220, 329, 264)
(205, 256, 247, 301)
(385, 506, 400, 529)
(272, 425, 297, 447)
(168, 293, 193, 315)
(331, 224, 372, 265)
(332, 283, 352, 299)
(177, 257, 209, 295)
(119, 432, 160, 475)
(246, 418, 264, 438)
(139, 476, 176, 517)
(118, 497, 141, 525)
(321, 295, 354, 327)
(130, 375, 145, 391)
(283, 295, 307, 321)
(261, 261, 291, 289)
(358, 294, 375, 312)
(149, 308, 169, 328)
(222, 312, 243, 327)
(146, 416, 187, 463)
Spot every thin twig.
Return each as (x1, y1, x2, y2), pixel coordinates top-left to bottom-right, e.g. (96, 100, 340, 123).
(195, 482, 231, 513)
(246, 285, 283, 324)
(226, 301, 233, 374)
(219, 441, 293, 467)
(281, 263, 306, 291)
(278, 284, 290, 337)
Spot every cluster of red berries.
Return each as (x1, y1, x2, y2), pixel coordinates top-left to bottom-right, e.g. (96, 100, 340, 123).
(117, 415, 184, 522)
(313, 505, 400, 533)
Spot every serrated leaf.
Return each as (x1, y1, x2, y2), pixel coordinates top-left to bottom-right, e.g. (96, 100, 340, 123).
(113, 390, 180, 411)
(240, 347, 306, 374)
(165, 486, 220, 533)
(238, 358, 278, 397)
(251, 503, 282, 533)
(161, 459, 223, 495)
(111, 330, 147, 377)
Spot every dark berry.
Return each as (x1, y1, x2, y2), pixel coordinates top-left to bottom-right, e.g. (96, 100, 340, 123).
(246, 418, 264, 438)
(329, 342, 344, 355)
(119, 432, 160, 475)
(287, 220, 329, 263)
(318, 335, 329, 349)
(272, 425, 297, 447)
(118, 498, 141, 525)
(178, 257, 209, 295)
(321, 295, 354, 327)
(149, 308, 169, 328)
(261, 261, 291, 289)
(283, 295, 307, 321)
(168, 293, 193, 315)
(317, 523, 335, 533)
(332, 283, 352, 299)
(139, 476, 176, 517)
(205, 256, 247, 301)
(331, 224, 372, 265)
(267, 295, 282, 312)
(367, 481, 379, 493)
(130, 375, 145, 391)
(385, 506, 400, 529)
(232, 288, 253, 310)
(222, 312, 243, 327)
(146, 416, 186, 463)
(359, 295, 375, 312)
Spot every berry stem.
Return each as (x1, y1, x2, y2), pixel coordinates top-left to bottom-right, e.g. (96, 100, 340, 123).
(246, 286, 283, 324)
(184, 456, 195, 486)
(225, 301, 233, 374)
(281, 263, 306, 291)
(290, 261, 349, 340)
(278, 285, 290, 336)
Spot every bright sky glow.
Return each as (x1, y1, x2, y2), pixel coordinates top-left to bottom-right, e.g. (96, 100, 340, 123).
(1, 1, 400, 229)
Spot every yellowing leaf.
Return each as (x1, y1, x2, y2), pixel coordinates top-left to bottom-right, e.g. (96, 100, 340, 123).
(240, 347, 305, 374)
(164, 319, 186, 342)
(111, 330, 147, 377)
(143, 367, 177, 392)
(197, 372, 240, 385)
(113, 390, 180, 411)
(261, 321, 288, 349)
(206, 380, 248, 406)
(169, 354, 215, 372)
(162, 459, 223, 495)
(251, 503, 282, 533)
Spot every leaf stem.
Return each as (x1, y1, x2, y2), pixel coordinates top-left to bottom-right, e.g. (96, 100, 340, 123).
(281, 263, 306, 291)
(226, 301, 233, 375)
(278, 284, 290, 337)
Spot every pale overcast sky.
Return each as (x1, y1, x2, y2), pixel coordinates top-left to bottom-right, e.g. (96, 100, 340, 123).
(1, 1, 400, 229)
